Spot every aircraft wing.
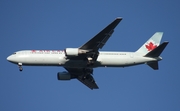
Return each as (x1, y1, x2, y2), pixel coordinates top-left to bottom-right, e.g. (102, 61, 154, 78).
(64, 67, 99, 89)
(80, 17, 122, 51)
(79, 17, 122, 61)
(77, 75, 99, 90)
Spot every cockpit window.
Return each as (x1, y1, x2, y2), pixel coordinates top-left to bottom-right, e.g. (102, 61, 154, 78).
(12, 52, 16, 55)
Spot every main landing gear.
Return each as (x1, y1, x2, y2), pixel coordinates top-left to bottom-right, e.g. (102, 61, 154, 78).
(86, 57, 94, 67)
(18, 63, 23, 71)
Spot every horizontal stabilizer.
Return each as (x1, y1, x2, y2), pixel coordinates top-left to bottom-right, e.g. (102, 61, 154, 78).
(147, 62, 159, 70)
(145, 41, 169, 57)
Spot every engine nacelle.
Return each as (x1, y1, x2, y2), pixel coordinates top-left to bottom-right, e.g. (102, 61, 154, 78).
(57, 72, 71, 80)
(64, 48, 89, 56)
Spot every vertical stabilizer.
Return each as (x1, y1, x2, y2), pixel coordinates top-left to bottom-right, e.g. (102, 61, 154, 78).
(136, 32, 163, 55)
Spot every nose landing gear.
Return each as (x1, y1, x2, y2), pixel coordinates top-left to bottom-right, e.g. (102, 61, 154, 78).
(19, 66, 23, 71)
(18, 63, 23, 71)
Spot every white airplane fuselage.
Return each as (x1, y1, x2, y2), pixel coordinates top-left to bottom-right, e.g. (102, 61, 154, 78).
(7, 50, 161, 68)
(6, 17, 168, 89)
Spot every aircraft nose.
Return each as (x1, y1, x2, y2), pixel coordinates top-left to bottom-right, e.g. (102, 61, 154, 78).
(7, 54, 19, 64)
(7, 56, 10, 61)
(7, 55, 13, 62)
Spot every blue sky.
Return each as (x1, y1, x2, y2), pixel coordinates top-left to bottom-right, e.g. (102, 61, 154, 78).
(1, 0, 180, 111)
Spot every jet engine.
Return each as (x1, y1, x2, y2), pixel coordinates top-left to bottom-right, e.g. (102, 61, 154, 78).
(64, 48, 89, 56)
(57, 72, 72, 80)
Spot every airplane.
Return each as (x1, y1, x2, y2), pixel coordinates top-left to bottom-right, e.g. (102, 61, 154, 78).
(7, 17, 169, 89)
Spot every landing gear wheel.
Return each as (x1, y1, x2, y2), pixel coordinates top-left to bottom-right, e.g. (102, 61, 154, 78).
(87, 61, 94, 67)
(19, 66, 23, 71)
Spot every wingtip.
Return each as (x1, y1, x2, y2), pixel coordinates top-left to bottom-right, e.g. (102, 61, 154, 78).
(163, 41, 169, 44)
(116, 17, 123, 20)
(156, 32, 163, 34)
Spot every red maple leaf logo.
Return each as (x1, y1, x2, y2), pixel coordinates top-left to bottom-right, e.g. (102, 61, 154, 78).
(145, 42, 157, 51)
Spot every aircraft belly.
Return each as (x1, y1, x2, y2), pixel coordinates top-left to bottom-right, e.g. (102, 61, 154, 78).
(98, 56, 129, 67)
(96, 55, 156, 67)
